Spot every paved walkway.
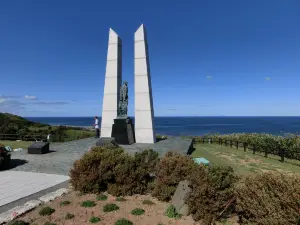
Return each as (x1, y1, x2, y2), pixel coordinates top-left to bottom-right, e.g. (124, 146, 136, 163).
(0, 171, 68, 208)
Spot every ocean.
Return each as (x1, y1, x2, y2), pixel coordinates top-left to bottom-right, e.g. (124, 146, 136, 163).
(25, 117, 300, 136)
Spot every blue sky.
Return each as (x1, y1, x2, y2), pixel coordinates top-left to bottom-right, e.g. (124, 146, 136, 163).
(0, 0, 299, 117)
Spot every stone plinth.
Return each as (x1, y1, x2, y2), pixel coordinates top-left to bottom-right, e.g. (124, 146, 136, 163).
(134, 24, 156, 143)
(96, 137, 118, 147)
(111, 117, 135, 145)
(101, 28, 122, 138)
(28, 142, 49, 154)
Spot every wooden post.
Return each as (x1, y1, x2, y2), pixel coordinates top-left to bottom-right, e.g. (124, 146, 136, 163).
(280, 148, 285, 162)
(243, 143, 247, 152)
(253, 144, 256, 154)
(264, 148, 268, 158)
(221, 139, 223, 145)
(236, 141, 239, 149)
(202, 138, 205, 144)
(230, 140, 233, 148)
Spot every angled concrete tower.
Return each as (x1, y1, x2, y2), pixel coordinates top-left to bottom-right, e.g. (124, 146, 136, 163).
(100, 28, 122, 138)
(134, 24, 156, 143)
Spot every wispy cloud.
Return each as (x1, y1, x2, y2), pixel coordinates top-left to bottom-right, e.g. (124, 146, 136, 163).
(25, 95, 37, 100)
(168, 108, 177, 111)
(265, 77, 271, 81)
(206, 75, 213, 79)
(34, 101, 69, 105)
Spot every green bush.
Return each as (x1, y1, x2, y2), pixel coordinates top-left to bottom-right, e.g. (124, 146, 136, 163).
(39, 206, 55, 216)
(115, 197, 126, 201)
(114, 219, 133, 225)
(60, 200, 71, 206)
(80, 200, 96, 207)
(89, 216, 101, 223)
(70, 145, 159, 196)
(103, 203, 119, 212)
(235, 172, 300, 225)
(187, 165, 237, 225)
(165, 205, 181, 219)
(65, 212, 74, 220)
(8, 220, 29, 225)
(44, 222, 56, 225)
(152, 152, 197, 201)
(131, 208, 145, 215)
(96, 194, 107, 201)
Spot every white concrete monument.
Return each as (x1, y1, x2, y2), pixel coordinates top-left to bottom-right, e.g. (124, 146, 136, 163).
(134, 24, 156, 143)
(100, 29, 122, 138)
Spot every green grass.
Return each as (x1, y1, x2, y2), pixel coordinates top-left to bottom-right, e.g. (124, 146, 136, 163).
(0, 140, 33, 149)
(115, 197, 126, 201)
(131, 208, 145, 215)
(96, 194, 108, 201)
(63, 129, 94, 142)
(89, 216, 101, 223)
(60, 200, 71, 206)
(65, 213, 75, 220)
(80, 200, 96, 208)
(103, 203, 119, 212)
(39, 207, 55, 216)
(192, 143, 300, 175)
(142, 200, 155, 205)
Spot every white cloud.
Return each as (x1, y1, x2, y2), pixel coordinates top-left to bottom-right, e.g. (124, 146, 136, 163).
(25, 95, 37, 100)
(265, 77, 271, 81)
(206, 75, 213, 79)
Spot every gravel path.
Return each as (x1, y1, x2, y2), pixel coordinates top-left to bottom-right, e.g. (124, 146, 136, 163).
(9, 138, 98, 176)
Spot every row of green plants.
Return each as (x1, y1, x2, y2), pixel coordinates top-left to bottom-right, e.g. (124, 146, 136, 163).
(193, 133, 300, 160)
(69, 144, 300, 225)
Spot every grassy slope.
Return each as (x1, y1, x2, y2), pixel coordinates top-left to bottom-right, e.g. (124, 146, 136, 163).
(0, 112, 94, 141)
(0, 140, 34, 149)
(192, 143, 300, 175)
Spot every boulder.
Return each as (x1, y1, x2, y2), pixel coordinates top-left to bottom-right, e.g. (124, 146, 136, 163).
(171, 180, 192, 216)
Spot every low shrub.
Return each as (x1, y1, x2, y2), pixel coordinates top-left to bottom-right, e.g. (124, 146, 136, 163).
(142, 199, 155, 205)
(0, 144, 11, 169)
(114, 219, 133, 225)
(115, 197, 126, 201)
(39, 207, 55, 216)
(96, 194, 107, 201)
(44, 222, 56, 225)
(235, 172, 300, 225)
(70, 145, 159, 196)
(103, 203, 119, 212)
(152, 152, 197, 201)
(8, 220, 29, 225)
(65, 213, 74, 220)
(89, 216, 101, 223)
(165, 205, 181, 219)
(80, 200, 96, 207)
(131, 208, 145, 215)
(60, 200, 71, 206)
(187, 165, 237, 225)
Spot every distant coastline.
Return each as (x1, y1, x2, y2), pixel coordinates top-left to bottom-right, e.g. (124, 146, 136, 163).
(26, 116, 300, 137)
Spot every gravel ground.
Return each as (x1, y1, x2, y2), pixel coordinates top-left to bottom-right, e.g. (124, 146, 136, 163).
(9, 138, 98, 176)
(8, 137, 193, 176)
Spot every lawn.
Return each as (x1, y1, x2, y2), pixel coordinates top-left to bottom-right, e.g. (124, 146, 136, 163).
(0, 140, 34, 149)
(192, 143, 300, 175)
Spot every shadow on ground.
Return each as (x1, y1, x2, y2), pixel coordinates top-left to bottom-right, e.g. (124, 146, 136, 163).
(0, 159, 28, 171)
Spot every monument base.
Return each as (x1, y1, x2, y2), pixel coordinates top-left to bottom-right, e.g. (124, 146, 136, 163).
(96, 137, 118, 147)
(111, 117, 135, 145)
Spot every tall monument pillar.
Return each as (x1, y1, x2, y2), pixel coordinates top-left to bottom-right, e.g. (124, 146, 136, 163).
(134, 24, 156, 143)
(100, 28, 122, 138)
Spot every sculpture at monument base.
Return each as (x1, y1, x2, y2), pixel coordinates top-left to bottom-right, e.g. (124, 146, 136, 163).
(111, 81, 135, 145)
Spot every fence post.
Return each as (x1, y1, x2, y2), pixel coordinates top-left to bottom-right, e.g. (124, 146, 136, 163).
(236, 141, 239, 149)
(253, 144, 256, 154)
(221, 139, 223, 145)
(280, 148, 285, 162)
(230, 140, 233, 148)
(202, 138, 205, 144)
(264, 148, 268, 158)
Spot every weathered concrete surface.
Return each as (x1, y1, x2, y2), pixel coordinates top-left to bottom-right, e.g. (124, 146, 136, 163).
(0, 171, 68, 210)
(101, 28, 122, 138)
(9, 137, 98, 175)
(120, 136, 194, 157)
(134, 24, 156, 144)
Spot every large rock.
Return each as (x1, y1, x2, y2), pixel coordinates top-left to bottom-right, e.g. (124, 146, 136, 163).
(171, 180, 192, 216)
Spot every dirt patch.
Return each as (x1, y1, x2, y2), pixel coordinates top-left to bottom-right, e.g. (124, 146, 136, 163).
(13, 191, 197, 225)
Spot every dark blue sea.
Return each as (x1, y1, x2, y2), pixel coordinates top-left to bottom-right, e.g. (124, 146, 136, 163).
(25, 117, 300, 136)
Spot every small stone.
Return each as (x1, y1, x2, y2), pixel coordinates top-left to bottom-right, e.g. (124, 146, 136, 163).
(171, 180, 192, 216)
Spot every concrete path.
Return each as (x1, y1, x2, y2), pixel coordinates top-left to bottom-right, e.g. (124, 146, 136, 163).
(0, 138, 98, 214)
(0, 171, 68, 208)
